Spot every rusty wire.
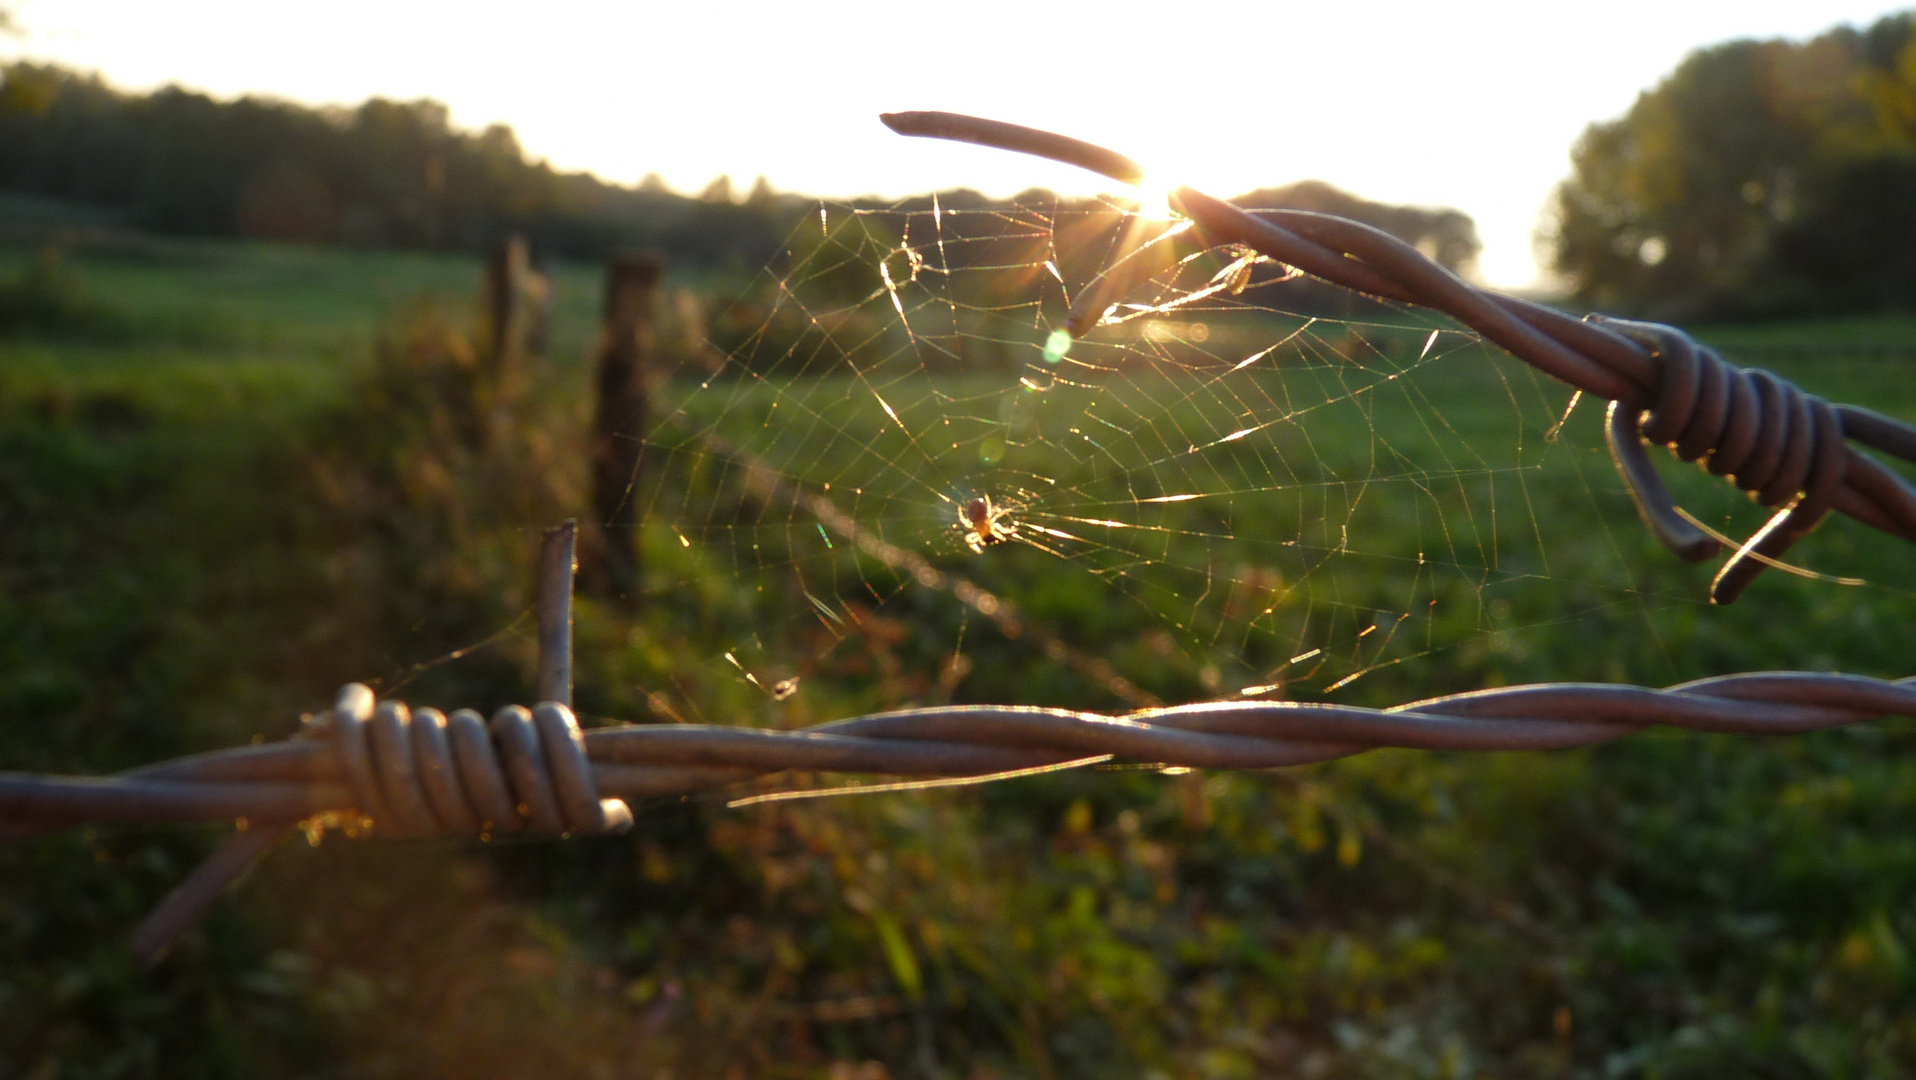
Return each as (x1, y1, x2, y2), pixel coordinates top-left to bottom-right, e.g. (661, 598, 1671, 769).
(8, 113, 1916, 961)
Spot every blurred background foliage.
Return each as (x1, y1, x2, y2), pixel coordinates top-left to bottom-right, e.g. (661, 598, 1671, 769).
(1551, 11, 1916, 319)
(4, 9, 1916, 1080)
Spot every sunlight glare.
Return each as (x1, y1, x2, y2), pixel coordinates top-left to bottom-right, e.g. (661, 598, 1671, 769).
(1131, 173, 1182, 222)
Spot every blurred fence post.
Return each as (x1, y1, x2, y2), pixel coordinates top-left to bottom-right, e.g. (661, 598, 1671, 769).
(525, 252, 555, 359)
(584, 251, 664, 604)
(481, 234, 533, 393)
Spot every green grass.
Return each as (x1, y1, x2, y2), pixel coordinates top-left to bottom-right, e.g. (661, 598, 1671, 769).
(5, 233, 1916, 1079)
(1696, 312, 1916, 353)
(0, 234, 613, 363)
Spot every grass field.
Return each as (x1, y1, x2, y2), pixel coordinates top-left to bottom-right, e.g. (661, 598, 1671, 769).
(5, 230, 1916, 1079)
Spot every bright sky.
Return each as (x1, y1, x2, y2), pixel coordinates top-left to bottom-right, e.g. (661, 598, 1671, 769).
(5, 0, 1912, 288)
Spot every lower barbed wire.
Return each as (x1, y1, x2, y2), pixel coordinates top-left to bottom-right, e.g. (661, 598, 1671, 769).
(9, 673, 1916, 837)
(5, 671, 1914, 964)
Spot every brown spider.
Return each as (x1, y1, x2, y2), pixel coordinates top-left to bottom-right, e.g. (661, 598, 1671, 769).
(959, 494, 1017, 554)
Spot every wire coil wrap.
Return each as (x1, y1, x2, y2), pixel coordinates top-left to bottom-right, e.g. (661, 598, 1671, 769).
(1595, 318, 1849, 602)
(327, 684, 632, 837)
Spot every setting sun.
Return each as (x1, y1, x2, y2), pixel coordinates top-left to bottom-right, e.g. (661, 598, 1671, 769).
(1129, 172, 1183, 222)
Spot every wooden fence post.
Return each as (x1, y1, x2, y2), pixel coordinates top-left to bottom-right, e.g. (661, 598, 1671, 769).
(481, 234, 533, 395)
(525, 251, 554, 359)
(585, 251, 664, 603)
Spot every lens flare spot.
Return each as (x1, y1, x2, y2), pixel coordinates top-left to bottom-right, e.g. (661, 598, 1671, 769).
(1042, 329, 1072, 364)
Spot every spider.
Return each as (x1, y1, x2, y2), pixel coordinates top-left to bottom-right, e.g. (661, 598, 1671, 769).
(958, 493, 1018, 554)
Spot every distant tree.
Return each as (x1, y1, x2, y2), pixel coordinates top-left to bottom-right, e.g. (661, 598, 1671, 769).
(1549, 13, 1916, 317)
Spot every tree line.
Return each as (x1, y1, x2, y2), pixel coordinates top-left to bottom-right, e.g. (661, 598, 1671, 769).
(1552, 11, 1916, 318)
(0, 64, 796, 267)
(14, 14, 1914, 329)
(0, 63, 1479, 282)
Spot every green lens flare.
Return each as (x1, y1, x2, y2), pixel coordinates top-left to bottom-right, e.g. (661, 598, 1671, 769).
(1042, 329, 1072, 365)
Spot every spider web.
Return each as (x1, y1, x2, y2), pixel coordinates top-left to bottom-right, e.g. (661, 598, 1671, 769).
(619, 191, 1890, 722)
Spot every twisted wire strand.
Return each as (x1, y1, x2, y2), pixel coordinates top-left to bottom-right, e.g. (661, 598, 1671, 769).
(879, 111, 1916, 605)
(10, 670, 1916, 963)
(7, 673, 1916, 839)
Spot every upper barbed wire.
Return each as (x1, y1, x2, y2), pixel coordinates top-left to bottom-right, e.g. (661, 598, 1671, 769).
(882, 111, 1916, 605)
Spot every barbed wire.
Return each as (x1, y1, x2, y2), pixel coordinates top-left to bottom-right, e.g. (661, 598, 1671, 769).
(8, 669, 1916, 958)
(11, 673, 1916, 838)
(7, 115, 1916, 962)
